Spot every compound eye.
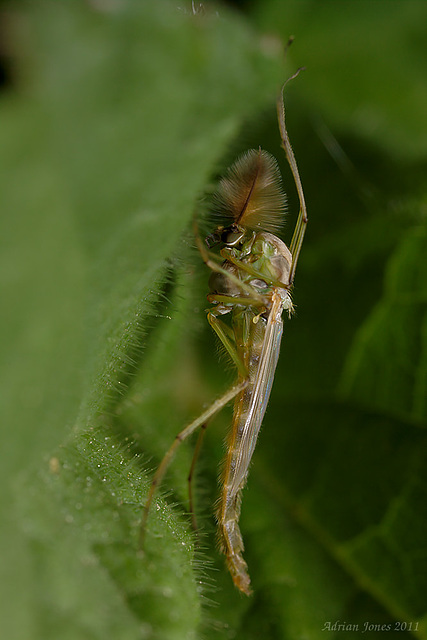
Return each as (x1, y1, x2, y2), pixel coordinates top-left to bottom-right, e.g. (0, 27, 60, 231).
(221, 229, 245, 246)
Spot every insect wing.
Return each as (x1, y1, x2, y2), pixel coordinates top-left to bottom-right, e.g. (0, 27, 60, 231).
(229, 293, 285, 497)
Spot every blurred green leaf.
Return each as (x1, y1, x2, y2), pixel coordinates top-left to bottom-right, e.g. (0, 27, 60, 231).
(258, 402, 427, 630)
(0, 1, 284, 638)
(1, 1, 427, 639)
(254, 0, 427, 160)
(341, 224, 427, 421)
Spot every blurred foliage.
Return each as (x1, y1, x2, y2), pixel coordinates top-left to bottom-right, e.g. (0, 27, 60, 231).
(0, 1, 426, 639)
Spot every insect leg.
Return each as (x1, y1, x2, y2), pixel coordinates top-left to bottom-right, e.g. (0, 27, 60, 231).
(187, 310, 252, 533)
(277, 70, 308, 284)
(139, 379, 248, 549)
(207, 310, 248, 378)
(207, 293, 265, 307)
(224, 254, 290, 289)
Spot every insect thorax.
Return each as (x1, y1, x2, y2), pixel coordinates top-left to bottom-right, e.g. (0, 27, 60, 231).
(246, 231, 292, 287)
(209, 230, 292, 302)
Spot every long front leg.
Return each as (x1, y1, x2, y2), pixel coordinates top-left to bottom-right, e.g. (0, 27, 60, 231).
(277, 70, 308, 284)
(224, 254, 290, 290)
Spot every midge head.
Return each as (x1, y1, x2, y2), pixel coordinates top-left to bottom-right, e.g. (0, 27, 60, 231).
(204, 68, 308, 289)
(205, 223, 246, 249)
(206, 147, 287, 245)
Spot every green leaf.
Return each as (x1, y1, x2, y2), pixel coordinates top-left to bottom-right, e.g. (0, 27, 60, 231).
(2, 0, 427, 638)
(250, 400, 427, 638)
(254, 0, 427, 160)
(341, 224, 427, 422)
(0, 1, 284, 638)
